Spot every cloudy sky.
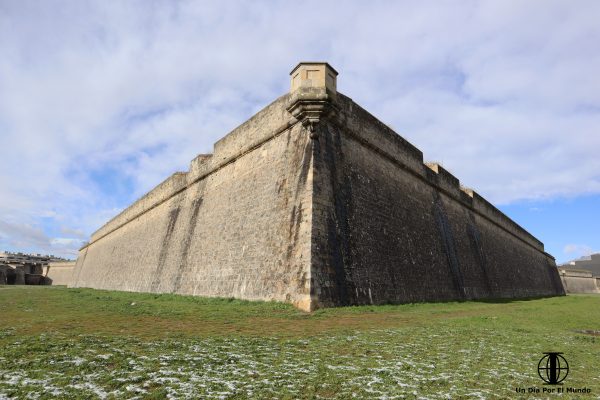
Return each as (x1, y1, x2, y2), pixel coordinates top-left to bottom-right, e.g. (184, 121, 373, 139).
(0, 1, 598, 262)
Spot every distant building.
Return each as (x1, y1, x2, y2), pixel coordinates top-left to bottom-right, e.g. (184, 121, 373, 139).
(557, 253, 600, 294)
(0, 251, 71, 285)
(558, 268, 600, 294)
(0, 251, 70, 266)
(559, 253, 600, 277)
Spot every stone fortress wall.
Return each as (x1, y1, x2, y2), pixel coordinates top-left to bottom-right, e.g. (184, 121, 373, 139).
(45, 261, 76, 286)
(71, 62, 564, 310)
(72, 94, 315, 310)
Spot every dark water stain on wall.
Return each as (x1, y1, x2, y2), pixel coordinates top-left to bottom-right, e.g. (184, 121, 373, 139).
(321, 124, 355, 305)
(279, 134, 312, 279)
(150, 207, 180, 292)
(285, 204, 305, 261)
(73, 247, 88, 286)
(466, 211, 493, 296)
(433, 193, 466, 299)
(289, 138, 313, 254)
(295, 138, 313, 196)
(172, 197, 204, 293)
(547, 259, 566, 295)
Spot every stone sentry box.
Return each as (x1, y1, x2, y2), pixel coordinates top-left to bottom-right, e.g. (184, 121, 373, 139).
(71, 62, 564, 311)
(290, 62, 338, 93)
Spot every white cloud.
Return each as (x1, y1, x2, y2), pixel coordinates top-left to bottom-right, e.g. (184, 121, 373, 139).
(563, 244, 594, 258)
(0, 220, 83, 258)
(0, 220, 50, 249)
(60, 227, 86, 239)
(0, 1, 599, 257)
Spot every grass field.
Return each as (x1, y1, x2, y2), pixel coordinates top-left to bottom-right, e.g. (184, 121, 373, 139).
(0, 286, 599, 399)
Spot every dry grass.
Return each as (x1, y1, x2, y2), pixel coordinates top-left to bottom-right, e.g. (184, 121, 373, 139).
(1, 286, 599, 399)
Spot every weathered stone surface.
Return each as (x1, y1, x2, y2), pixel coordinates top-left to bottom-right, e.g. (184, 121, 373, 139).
(2, 266, 16, 285)
(25, 274, 44, 285)
(72, 94, 313, 310)
(45, 261, 76, 286)
(40, 276, 53, 286)
(558, 268, 600, 293)
(27, 264, 43, 275)
(14, 267, 25, 285)
(308, 94, 563, 307)
(71, 62, 564, 311)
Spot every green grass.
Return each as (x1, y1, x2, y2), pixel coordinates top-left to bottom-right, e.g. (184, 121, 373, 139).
(0, 286, 599, 399)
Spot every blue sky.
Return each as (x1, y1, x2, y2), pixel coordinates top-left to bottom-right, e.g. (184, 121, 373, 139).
(499, 196, 599, 263)
(0, 1, 598, 263)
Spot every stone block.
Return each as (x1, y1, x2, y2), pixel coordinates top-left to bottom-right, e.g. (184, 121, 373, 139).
(14, 268, 25, 285)
(25, 274, 43, 285)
